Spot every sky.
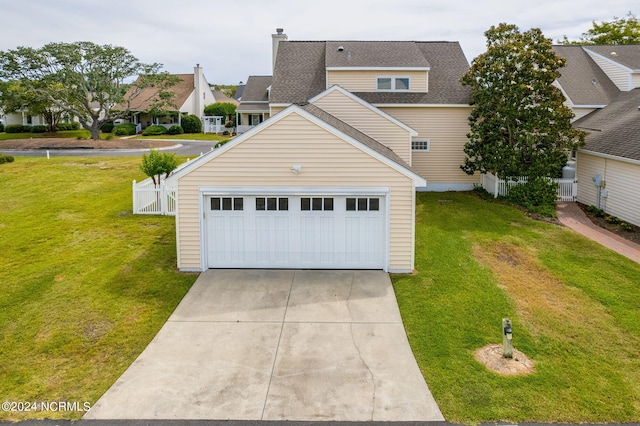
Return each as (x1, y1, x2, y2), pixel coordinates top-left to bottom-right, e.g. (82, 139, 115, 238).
(0, 0, 637, 85)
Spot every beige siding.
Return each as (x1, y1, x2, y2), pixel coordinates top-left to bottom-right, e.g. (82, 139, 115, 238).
(270, 105, 286, 115)
(576, 152, 605, 207)
(381, 106, 478, 186)
(632, 72, 640, 90)
(578, 152, 640, 226)
(571, 107, 597, 121)
(176, 111, 416, 271)
(312, 90, 412, 164)
(326, 70, 428, 92)
(585, 49, 631, 91)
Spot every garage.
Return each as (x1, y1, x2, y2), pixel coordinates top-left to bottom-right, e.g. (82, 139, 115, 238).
(205, 193, 386, 269)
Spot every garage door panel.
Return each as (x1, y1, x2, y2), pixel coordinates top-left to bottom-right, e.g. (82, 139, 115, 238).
(205, 194, 385, 269)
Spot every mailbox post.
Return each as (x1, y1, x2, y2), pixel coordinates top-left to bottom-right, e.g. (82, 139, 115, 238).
(502, 318, 513, 358)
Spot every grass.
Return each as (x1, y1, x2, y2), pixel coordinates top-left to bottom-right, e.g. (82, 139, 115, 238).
(0, 156, 197, 421)
(392, 192, 640, 423)
(0, 130, 92, 140)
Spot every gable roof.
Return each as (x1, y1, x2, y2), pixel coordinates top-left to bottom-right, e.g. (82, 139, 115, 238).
(270, 40, 471, 105)
(124, 74, 195, 112)
(584, 45, 640, 71)
(574, 88, 640, 162)
(553, 45, 619, 106)
(169, 103, 426, 185)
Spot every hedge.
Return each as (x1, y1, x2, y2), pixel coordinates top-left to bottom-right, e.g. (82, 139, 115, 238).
(113, 123, 138, 136)
(142, 125, 168, 136)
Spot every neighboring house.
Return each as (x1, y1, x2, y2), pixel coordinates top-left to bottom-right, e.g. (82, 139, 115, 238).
(236, 75, 272, 133)
(573, 89, 640, 226)
(1, 109, 47, 127)
(552, 45, 640, 226)
(121, 64, 217, 130)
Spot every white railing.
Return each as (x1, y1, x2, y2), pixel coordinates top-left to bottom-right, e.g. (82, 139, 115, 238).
(132, 179, 176, 215)
(236, 124, 258, 134)
(481, 172, 577, 201)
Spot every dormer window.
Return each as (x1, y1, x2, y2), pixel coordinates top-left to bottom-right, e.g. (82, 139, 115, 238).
(377, 77, 410, 91)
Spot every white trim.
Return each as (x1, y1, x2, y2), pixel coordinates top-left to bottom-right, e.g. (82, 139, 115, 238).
(308, 85, 418, 136)
(572, 105, 607, 109)
(326, 66, 430, 71)
(198, 187, 391, 272)
(411, 139, 430, 152)
(376, 103, 472, 108)
(169, 104, 426, 186)
(579, 149, 640, 166)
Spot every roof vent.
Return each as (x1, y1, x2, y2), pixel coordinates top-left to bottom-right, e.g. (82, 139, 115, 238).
(611, 51, 617, 56)
(337, 46, 344, 52)
(592, 78, 598, 85)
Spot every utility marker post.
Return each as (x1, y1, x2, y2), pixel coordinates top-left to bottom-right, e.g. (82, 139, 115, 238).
(502, 318, 513, 358)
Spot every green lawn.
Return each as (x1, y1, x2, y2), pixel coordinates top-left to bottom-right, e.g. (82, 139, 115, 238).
(2, 161, 639, 423)
(0, 156, 197, 421)
(392, 192, 640, 423)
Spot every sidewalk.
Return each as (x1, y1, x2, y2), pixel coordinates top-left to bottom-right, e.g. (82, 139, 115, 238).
(556, 202, 640, 263)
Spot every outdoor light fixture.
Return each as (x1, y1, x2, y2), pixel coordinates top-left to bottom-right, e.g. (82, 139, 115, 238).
(291, 165, 302, 175)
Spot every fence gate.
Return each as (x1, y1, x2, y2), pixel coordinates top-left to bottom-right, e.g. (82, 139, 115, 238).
(202, 116, 223, 134)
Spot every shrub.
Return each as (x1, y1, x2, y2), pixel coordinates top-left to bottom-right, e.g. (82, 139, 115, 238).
(0, 122, 4, 132)
(56, 122, 81, 131)
(113, 123, 137, 136)
(167, 125, 184, 135)
(142, 125, 168, 136)
(181, 115, 202, 133)
(0, 154, 15, 164)
(622, 222, 634, 232)
(100, 122, 114, 133)
(5, 124, 24, 133)
(507, 177, 558, 216)
(605, 215, 620, 224)
(31, 125, 48, 133)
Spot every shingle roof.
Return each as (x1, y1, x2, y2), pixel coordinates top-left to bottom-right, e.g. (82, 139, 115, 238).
(553, 45, 619, 106)
(270, 40, 471, 105)
(300, 103, 415, 172)
(123, 74, 194, 112)
(325, 41, 429, 68)
(584, 45, 640, 70)
(237, 76, 272, 112)
(573, 88, 640, 161)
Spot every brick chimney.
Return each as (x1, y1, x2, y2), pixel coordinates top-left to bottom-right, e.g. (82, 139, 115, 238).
(272, 28, 288, 73)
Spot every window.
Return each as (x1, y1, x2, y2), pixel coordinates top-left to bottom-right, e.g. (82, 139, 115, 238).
(412, 139, 430, 151)
(377, 77, 410, 91)
(211, 197, 243, 211)
(301, 197, 334, 211)
(347, 198, 380, 211)
(256, 197, 288, 211)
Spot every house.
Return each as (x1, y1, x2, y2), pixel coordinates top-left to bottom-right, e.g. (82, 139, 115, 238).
(552, 45, 640, 226)
(168, 29, 479, 272)
(121, 64, 217, 130)
(236, 75, 272, 133)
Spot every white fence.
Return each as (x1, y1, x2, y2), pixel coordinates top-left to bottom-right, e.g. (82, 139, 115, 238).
(132, 179, 177, 215)
(481, 172, 577, 202)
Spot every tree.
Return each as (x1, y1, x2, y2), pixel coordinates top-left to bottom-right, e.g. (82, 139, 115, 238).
(140, 149, 178, 186)
(0, 80, 63, 132)
(560, 13, 640, 45)
(460, 23, 585, 180)
(0, 42, 180, 140)
(204, 102, 236, 118)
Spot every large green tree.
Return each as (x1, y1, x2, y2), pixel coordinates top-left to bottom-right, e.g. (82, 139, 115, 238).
(0, 42, 179, 139)
(0, 80, 64, 132)
(460, 23, 585, 179)
(560, 13, 640, 45)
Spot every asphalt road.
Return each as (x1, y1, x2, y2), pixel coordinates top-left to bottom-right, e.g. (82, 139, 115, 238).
(0, 140, 219, 157)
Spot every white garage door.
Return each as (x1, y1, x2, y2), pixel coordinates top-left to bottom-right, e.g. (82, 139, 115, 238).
(205, 194, 385, 269)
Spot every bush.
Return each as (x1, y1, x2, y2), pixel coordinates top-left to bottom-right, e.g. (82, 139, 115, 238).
(167, 125, 184, 135)
(605, 215, 620, 224)
(181, 115, 202, 133)
(622, 222, 634, 231)
(507, 177, 558, 216)
(56, 122, 81, 131)
(0, 122, 4, 133)
(31, 125, 48, 133)
(100, 122, 114, 133)
(0, 154, 15, 164)
(113, 123, 137, 136)
(142, 125, 168, 136)
(5, 124, 24, 133)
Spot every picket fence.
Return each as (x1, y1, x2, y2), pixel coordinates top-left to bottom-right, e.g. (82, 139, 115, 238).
(481, 172, 577, 202)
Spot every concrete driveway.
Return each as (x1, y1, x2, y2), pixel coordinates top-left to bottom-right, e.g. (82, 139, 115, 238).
(84, 270, 444, 421)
